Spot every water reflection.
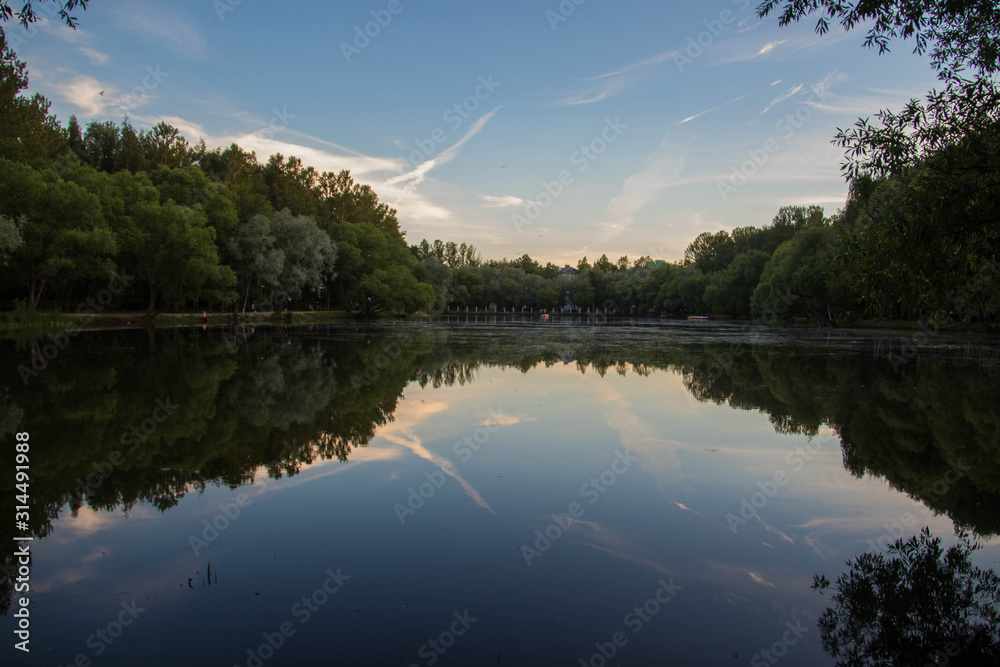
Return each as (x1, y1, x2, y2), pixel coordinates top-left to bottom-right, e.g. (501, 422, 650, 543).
(1, 320, 998, 661)
(812, 528, 1000, 666)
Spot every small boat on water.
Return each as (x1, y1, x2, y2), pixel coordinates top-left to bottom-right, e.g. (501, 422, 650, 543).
(687, 315, 714, 320)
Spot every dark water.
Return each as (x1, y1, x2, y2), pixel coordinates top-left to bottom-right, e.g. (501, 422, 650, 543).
(1, 318, 999, 666)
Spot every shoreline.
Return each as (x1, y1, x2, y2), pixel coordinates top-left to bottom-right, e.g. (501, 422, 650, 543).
(1, 310, 995, 338)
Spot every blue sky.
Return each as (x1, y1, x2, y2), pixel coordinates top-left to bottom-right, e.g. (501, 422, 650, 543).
(6, 0, 942, 264)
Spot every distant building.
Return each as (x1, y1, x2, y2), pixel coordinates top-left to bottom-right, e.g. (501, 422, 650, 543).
(555, 265, 577, 280)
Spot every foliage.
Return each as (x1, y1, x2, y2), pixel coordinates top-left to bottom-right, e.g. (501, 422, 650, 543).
(753, 224, 853, 321)
(759, 0, 1000, 327)
(328, 222, 434, 315)
(0, 0, 88, 28)
(811, 528, 1000, 666)
(0, 28, 63, 162)
(225, 214, 284, 314)
(269, 209, 337, 312)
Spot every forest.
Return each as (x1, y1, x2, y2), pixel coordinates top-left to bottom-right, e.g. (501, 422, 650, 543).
(1, 21, 997, 327)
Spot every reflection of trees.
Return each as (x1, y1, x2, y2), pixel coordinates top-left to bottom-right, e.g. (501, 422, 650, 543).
(1, 323, 998, 614)
(811, 528, 1000, 666)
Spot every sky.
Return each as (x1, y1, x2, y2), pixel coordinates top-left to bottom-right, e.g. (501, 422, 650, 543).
(4, 0, 943, 265)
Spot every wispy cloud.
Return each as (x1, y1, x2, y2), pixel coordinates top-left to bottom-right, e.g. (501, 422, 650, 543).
(112, 0, 207, 57)
(679, 93, 747, 125)
(548, 76, 631, 107)
(760, 83, 803, 114)
(598, 133, 687, 245)
(756, 39, 786, 57)
(137, 114, 455, 223)
(31, 19, 110, 65)
(78, 47, 110, 65)
(385, 106, 501, 189)
(583, 50, 679, 81)
(550, 49, 678, 107)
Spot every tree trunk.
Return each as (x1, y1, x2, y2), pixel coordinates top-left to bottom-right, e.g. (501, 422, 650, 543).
(26, 267, 45, 309)
(146, 286, 158, 318)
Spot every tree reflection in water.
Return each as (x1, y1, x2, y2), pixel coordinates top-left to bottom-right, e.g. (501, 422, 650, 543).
(811, 528, 1000, 666)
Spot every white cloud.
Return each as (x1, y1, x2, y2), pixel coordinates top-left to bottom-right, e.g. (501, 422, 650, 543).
(78, 47, 110, 65)
(756, 39, 787, 57)
(49, 72, 115, 116)
(146, 115, 458, 222)
(478, 194, 525, 209)
(679, 93, 748, 125)
(554, 89, 612, 107)
(583, 50, 679, 81)
(385, 107, 501, 189)
(761, 83, 804, 114)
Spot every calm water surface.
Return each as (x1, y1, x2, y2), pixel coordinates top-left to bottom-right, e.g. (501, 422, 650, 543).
(2, 319, 998, 666)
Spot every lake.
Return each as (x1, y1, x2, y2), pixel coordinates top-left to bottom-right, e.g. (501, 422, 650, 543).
(2, 318, 999, 666)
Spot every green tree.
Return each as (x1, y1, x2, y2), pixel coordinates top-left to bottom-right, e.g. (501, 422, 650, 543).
(262, 154, 320, 218)
(197, 144, 272, 222)
(269, 209, 336, 313)
(536, 283, 559, 310)
(421, 257, 453, 310)
(572, 272, 596, 309)
(140, 121, 191, 170)
(676, 270, 710, 313)
(684, 230, 736, 274)
(0, 213, 22, 265)
(0, 28, 63, 162)
(0, 159, 114, 308)
(753, 225, 852, 322)
(120, 196, 233, 315)
(224, 214, 283, 315)
(150, 165, 239, 246)
(593, 253, 615, 273)
(703, 249, 770, 317)
(328, 222, 433, 315)
(759, 1, 1000, 323)
(317, 169, 401, 238)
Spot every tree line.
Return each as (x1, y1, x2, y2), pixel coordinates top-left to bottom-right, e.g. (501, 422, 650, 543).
(3, 2, 998, 326)
(410, 205, 863, 322)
